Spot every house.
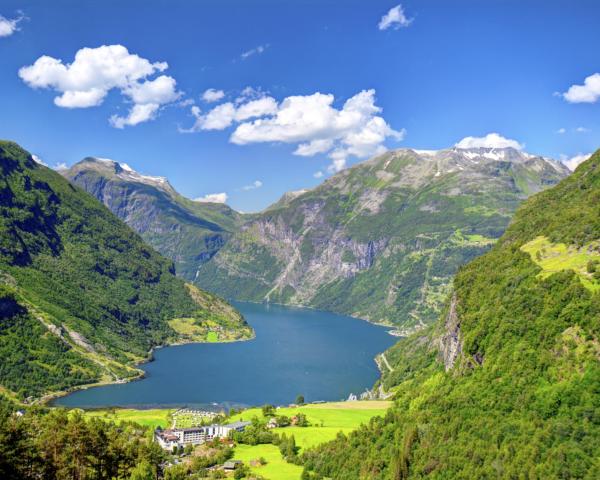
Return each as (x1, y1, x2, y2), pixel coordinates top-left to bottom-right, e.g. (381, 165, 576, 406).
(224, 460, 242, 470)
(267, 417, 278, 429)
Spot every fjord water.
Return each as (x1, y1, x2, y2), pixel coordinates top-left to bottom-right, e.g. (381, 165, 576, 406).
(54, 302, 397, 408)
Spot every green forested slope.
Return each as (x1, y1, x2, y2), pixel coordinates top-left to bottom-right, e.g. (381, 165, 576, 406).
(0, 141, 252, 401)
(199, 147, 568, 332)
(64, 157, 241, 280)
(302, 151, 600, 479)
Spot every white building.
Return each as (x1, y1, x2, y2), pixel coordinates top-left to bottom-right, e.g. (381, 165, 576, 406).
(154, 421, 251, 450)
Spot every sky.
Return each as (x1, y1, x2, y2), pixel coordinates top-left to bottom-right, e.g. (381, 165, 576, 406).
(1, 0, 599, 211)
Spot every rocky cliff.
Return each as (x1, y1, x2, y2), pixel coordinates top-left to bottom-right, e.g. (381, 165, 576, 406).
(64, 158, 241, 280)
(198, 147, 569, 330)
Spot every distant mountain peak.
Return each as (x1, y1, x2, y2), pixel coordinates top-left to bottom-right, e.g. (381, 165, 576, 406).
(75, 156, 174, 193)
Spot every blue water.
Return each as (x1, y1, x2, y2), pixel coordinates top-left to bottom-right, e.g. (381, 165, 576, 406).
(53, 302, 397, 408)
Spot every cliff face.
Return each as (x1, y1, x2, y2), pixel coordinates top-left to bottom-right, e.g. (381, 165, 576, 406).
(198, 147, 569, 330)
(301, 152, 600, 480)
(64, 158, 240, 280)
(437, 293, 462, 371)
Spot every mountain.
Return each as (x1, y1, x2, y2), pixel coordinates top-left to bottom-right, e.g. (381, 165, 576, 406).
(64, 157, 241, 280)
(301, 150, 600, 479)
(198, 147, 569, 331)
(0, 141, 252, 402)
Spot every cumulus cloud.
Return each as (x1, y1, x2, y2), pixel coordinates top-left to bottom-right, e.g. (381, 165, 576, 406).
(183, 88, 403, 172)
(202, 88, 225, 103)
(455, 133, 523, 150)
(183, 96, 278, 132)
(562, 153, 591, 171)
(242, 180, 263, 191)
(31, 154, 68, 171)
(232, 89, 404, 172)
(378, 5, 412, 30)
(313, 171, 324, 179)
(562, 73, 600, 103)
(19, 44, 181, 127)
(556, 128, 566, 134)
(241, 44, 269, 60)
(0, 13, 24, 37)
(193, 192, 228, 203)
(575, 126, 590, 133)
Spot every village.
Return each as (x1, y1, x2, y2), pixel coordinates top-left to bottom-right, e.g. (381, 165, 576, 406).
(151, 402, 321, 477)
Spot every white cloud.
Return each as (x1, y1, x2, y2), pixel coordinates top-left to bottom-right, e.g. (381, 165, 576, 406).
(0, 13, 23, 37)
(378, 5, 413, 31)
(31, 154, 46, 166)
(53, 162, 68, 171)
(313, 171, 324, 179)
(242, 180, 263, 191)
(236, 86, 267, 104)
(455, 133, 523, 150)
(110, 103, 160, 129)
(556, 128, 566, 134)
(202, 88, 225, 103)
(295, 139, 335, 157)
(562, 73, 600, 103)
(19, 44, 181, 127)
(562, 153, 591, 171)
(241, 44, 269, 60)
(184, 96, 278, 132)
(183, 88, 403, 173)
(235, 97, 278, 121)
(230, 89, 404, 172)
(193, 192, 228, 203)
(31, 154, 68, 171)
(575, 126, 590, 133)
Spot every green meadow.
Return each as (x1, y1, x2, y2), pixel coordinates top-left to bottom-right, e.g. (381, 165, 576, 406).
(80, 408, 173, 429)
(521, 235, 600, 292)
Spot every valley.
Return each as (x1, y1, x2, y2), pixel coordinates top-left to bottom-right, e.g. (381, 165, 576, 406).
(67, 146, 569, 334)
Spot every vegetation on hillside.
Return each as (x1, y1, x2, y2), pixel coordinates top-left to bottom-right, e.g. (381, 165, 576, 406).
(0, 405, 166, 480)
(199, 148, 568, 331)
(0, 141, 252, 401)
(65, 158, 241, 280)
(301, 151, 600, 478)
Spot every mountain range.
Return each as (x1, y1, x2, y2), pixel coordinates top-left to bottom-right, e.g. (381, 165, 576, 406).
(301, 149, 600, 479)
(66, 146, 569, 332)
(0, 141, 252, 402)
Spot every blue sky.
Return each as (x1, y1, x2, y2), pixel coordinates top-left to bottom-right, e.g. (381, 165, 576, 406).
(1, 0, 599, 211)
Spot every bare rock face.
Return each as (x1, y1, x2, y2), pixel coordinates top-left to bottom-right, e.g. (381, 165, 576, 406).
(66, 148, 569, 330)
(437, 293, 462, 371)
(63, 158, 240, 280)
(198, 147, 568, 329)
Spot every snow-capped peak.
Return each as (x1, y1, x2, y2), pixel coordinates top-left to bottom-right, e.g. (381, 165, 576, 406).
(84, 157, 171, 190)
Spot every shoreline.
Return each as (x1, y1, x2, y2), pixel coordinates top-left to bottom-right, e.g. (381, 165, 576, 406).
(39, 329, 256, 408)
(39, 303, 396, 410)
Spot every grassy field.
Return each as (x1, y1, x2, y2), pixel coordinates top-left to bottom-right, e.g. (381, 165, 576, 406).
(80, 408, 173, 429)
(521, 236, 600, 292)
(233, 444, 304, 480)
(229, 401, 391, 451)
(78, 401, 391, 479)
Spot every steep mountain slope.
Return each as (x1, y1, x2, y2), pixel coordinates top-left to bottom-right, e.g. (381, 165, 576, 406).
(301, 150, 600, 479)
(0, 141, 252, 401)
(64, 158, 240, 280)
(198, 147, 569, 331)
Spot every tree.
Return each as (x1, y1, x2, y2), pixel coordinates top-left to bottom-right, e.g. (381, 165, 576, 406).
(164, 464, 188, 480)
(296, 395, 305, 405)
(129, 461, 154, 480)
(261, 404, 275, 417)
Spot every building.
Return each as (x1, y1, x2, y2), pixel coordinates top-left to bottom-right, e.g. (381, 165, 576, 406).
(224, 460, 242, 470)
(154, 421, 251, 450)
